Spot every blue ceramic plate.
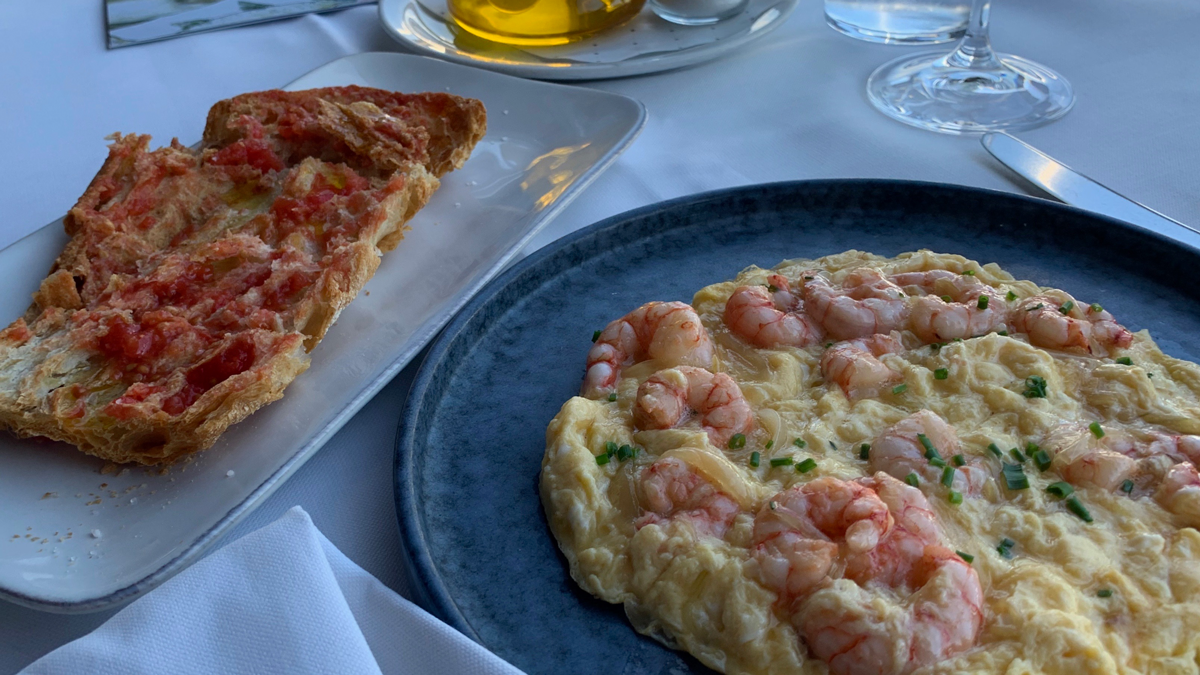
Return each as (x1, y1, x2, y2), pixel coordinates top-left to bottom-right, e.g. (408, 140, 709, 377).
(394, 180, 1200, 674)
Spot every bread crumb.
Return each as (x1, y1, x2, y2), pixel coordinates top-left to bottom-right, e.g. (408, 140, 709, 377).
(100, 463, 118, 475)
(41, 492, 57, 500)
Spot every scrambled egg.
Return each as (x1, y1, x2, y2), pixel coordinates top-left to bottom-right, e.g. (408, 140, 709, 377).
(540, 250, 1200, 675)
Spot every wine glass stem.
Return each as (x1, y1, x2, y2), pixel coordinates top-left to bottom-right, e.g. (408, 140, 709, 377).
(944, 0, 1002, 71)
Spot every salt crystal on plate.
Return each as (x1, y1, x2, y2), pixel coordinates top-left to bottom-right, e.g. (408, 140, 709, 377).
(226, 470, 235, 477)
(90, 529, 102, 539)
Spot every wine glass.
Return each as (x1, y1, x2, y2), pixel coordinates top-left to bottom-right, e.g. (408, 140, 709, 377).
(866, 0, 1074, 134)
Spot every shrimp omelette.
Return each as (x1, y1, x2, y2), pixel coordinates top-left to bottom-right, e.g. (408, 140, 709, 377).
(539, 249, 1200, 675)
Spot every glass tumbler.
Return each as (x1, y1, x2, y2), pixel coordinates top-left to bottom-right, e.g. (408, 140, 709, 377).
(651, 0, 749, 26)
(449, 0, 645, 46)
(825, 0, 970, 44)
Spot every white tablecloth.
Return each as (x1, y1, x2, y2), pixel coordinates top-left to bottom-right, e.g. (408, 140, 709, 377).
(1, 0, 1197, 670)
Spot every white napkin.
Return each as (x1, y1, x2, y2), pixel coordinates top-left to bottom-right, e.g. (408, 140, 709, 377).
(20, 507, 524, 675)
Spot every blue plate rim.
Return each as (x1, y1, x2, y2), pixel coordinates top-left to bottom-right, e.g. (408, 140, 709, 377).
(392, 177, 1200, 642)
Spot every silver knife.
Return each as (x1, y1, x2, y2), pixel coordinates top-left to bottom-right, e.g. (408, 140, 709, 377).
(981, 132, 1199, 238)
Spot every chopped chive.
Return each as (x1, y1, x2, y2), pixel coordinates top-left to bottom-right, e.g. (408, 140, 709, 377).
(963, 270, 976, 276)
(767, 284, 779, 293)
(1033, 449, 1053, 472)
(770, 457, 794, 467)
(595, 453, 610, 466)
(934, 368, 949, 380)
(997, 537, 1016, 558)
(918, 433, 939, 458)
(931, 343, 942, 352)
(1116, 357, 1133, 366)
(892, 384, 908, 395)
(1059, 300, 1075, 315)
(1046, 482, 1074, 498)
(829, 440, 838, 451)
(794, 438, 806, 448)
(1121, 479, 1134, 494)
(1026, 303, 1045, 312)
(591, 330, 602, 342)
(1003, 463, 1030, 490)
(1010, 448, 1026, 463)
(1089, 422, 1105, 439)
(952, 454, 966, 467)
(1066, 495, 1094, 522)
(1090, 303, 1103, 313)
(949, 491, 964, 505)
(1149, 373, 1155, 378)
(605, 441, 617, 456)
(729, 433, 747, 449)
(905, 472, 920, 487)
(750, 451, 760, 468)
(940, 294, 953, 303)
(929, 457, 947, 468)
(998, 330, 1009, 336)
(977, 295, 989, 310)
(1006, 291, 1018, 302)
(859, 443, 870, 460)
(616, 445, 632, 461)
(1097, 589, 1114, 598)
(803, 275, 814, 280)
(797, 458, 818, 473)
(988, 442, 1003, 458)
(1023, 375, 1048, 399)
(941, 465, 956, 487)
(607, 392, 617, 402)
(956, 549, 974, 562)
(765, 440, 774, 450)
(1025, 442, 1040, 457)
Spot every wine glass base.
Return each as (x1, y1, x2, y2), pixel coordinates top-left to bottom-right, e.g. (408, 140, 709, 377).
(867, 50, 1075, 135)
(825, 15, 964, 45)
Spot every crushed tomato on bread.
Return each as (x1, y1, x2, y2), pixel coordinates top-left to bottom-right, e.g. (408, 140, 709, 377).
(0, 86, 486, 465)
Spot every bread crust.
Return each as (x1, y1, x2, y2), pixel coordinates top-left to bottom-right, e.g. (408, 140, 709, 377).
(0, 87, 485, 465)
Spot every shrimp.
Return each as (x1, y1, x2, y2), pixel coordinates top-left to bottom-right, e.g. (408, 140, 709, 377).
(636, 456, 741, 539)
(868, 411, 990, 496)
(1155, 463, 1200, 526)
(891, 270, 1008, 342)
(583, 301, 713, 397)
(798, 544, 984, 675)
(1049, 424, 1200, 523)
(803, 269, 909, 341)
(632, 366, 753, 449)
(1009, 295, 1133, 356)
(751, 477, 894, 602)
(842, 473, 944, 586)
(820, 331, 905, 400)
(1048, 424, 1166, 491)
(723, 275, 824, 348)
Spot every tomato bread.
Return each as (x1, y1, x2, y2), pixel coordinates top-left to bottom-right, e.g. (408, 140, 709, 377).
(0, 87, 485, 465)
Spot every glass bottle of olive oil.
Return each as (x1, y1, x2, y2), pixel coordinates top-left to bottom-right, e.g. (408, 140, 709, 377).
(448, 0, 645, 46)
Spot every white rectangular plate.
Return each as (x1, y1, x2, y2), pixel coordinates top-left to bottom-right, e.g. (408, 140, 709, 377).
(0, 52, 644, 612)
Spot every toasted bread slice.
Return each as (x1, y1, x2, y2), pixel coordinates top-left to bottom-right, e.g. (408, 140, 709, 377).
(0, 87, 484, 465)
(203, 85, 487, 178)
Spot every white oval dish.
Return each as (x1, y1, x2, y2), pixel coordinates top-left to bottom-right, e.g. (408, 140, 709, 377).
(0, 52, 645, 613)
(378, 0, 798, 81)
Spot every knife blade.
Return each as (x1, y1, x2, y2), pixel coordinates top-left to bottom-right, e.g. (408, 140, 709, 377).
(981, 132, 1200, 240)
